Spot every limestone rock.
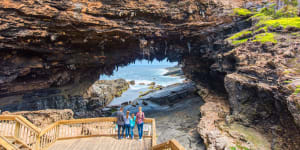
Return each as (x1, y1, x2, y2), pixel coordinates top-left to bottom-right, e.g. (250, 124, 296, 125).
(141, 82, 197, 105)
(5, 109, 74, 128)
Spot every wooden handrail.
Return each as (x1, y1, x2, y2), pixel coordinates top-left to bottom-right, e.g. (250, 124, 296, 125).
(15, 116, 41, 133)
(39, 122, 59, 136)
(0, 136, 18, 150)
(0, 115, 41, 133)
(152, 139, 185, 150)
(169, 139, 185, 150)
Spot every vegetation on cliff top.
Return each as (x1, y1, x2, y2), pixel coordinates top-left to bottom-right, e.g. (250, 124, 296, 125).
(228, 2, 299, 45)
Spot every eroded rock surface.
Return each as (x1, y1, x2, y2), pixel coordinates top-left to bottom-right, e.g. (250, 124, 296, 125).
(188, 26, 300, 149)
(0, 0, 252, 105)
(84, 79, 129, 107)
(140, 82, 197, 105)
(1, 0, 299, 150)
(3, 109, 74, 128)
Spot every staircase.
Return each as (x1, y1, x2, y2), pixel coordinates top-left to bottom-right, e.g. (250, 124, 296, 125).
(5, 137, 31, 150)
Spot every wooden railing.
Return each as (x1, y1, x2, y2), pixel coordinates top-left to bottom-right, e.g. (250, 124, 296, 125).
(0, 115, 40, 150)
(38, 117, 156, 149)
(0, 115, 185, 150)
(0, 136, 18, 150)
(0, 115, 157, 150)
(152, 139, 185, 150)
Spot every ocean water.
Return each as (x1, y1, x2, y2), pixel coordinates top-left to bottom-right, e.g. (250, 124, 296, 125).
(99, 59, 184, 106)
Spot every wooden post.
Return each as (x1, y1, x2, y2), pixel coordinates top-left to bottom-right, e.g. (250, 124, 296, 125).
(14, 122, 20, 138)
(36, 134, 40, 150)
(152, 119, 157, 146)
(55, 125, 60, 139)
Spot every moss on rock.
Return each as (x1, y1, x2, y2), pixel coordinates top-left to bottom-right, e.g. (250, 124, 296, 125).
(233, 8, 253, 17)
(253, 33, 277, 44)
(257, 17, 300, 29)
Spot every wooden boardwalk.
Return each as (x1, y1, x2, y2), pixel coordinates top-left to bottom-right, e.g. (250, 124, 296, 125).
(0, 116, 185, 150)
(48, 137, 152, 150)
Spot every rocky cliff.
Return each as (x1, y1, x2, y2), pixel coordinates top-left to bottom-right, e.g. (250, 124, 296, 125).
(185, 4, 300, 149)
(0, 0, 254, 102)
(0, 0, 253, 113)
(1, 0, 300, 149)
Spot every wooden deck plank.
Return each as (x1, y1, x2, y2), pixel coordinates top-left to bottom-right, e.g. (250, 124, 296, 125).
(48, 137, 152, 150)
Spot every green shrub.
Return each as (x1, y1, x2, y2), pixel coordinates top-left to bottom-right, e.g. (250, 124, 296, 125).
(294, 88, 300, 95)
(232, 39, 249, 45)
(233, 8, 253, 16)
(253, 33, 277, 44)
(228, 30, 252, 45)
(229, 30, 252, 40)
(258, 17, 300, 29)
(284, 80, 293, 83)
(230, 147, 237, 150)
(229, 145, 250, 150)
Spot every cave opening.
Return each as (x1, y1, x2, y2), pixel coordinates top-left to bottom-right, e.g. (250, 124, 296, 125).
(99, 58, 185, 106)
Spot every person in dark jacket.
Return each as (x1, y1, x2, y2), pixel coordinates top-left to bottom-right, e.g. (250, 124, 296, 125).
(116, 107, 125, 139)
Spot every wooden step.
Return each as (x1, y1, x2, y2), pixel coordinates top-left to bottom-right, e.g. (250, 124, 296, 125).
(5, 137, 31, 150)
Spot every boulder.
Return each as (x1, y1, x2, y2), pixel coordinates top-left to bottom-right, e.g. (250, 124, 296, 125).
(129, 80, 135, 85)
(148, 82, 156, 86)
(84, 79, 129, 106)
(140, 82, 197, 105)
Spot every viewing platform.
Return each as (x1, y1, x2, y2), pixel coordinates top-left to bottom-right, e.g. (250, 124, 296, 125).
(0, 115, 185, 150)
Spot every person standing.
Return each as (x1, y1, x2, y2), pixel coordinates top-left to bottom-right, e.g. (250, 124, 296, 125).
(136, 106, 145, 141)
(116, 107, 125, 139)
(130, 113, 136, 139)
(124, 111, 131, 139)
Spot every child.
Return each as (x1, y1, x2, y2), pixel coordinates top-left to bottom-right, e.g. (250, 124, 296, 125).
(130, 113, 136, 139)
(124, 111, 131, 139)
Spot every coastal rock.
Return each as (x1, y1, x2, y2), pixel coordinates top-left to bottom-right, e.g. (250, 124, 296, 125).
(191, 27, 300, 149)
(0, 79, 128, 118)
(4, 109, 74, 128)
(163, 65, 184, 77)
(141, 82, 197, 105)
(148, 82, 156, 86)
(0, 0, 249, 111)
(1, 0, 299, 149)
(84, 79, 129, 104)
(144, 96, 206, 150)
(129, 80, 135, 85)
(287, 96, 300, 127)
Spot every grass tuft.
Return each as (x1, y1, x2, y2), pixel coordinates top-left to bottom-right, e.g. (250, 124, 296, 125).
(233, 8, 253, 16)
(253, 33, 277, 44)
(232, 39, 249, 45)
(257, 17, 300, 29)
(229, 30, 252, 40)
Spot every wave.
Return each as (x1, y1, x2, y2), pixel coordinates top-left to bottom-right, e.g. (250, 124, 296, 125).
(127, 79, 153, 85)
(130, 85, 147, 90)
(157, 68, 169, 75)
(126, 80, 152, 90)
